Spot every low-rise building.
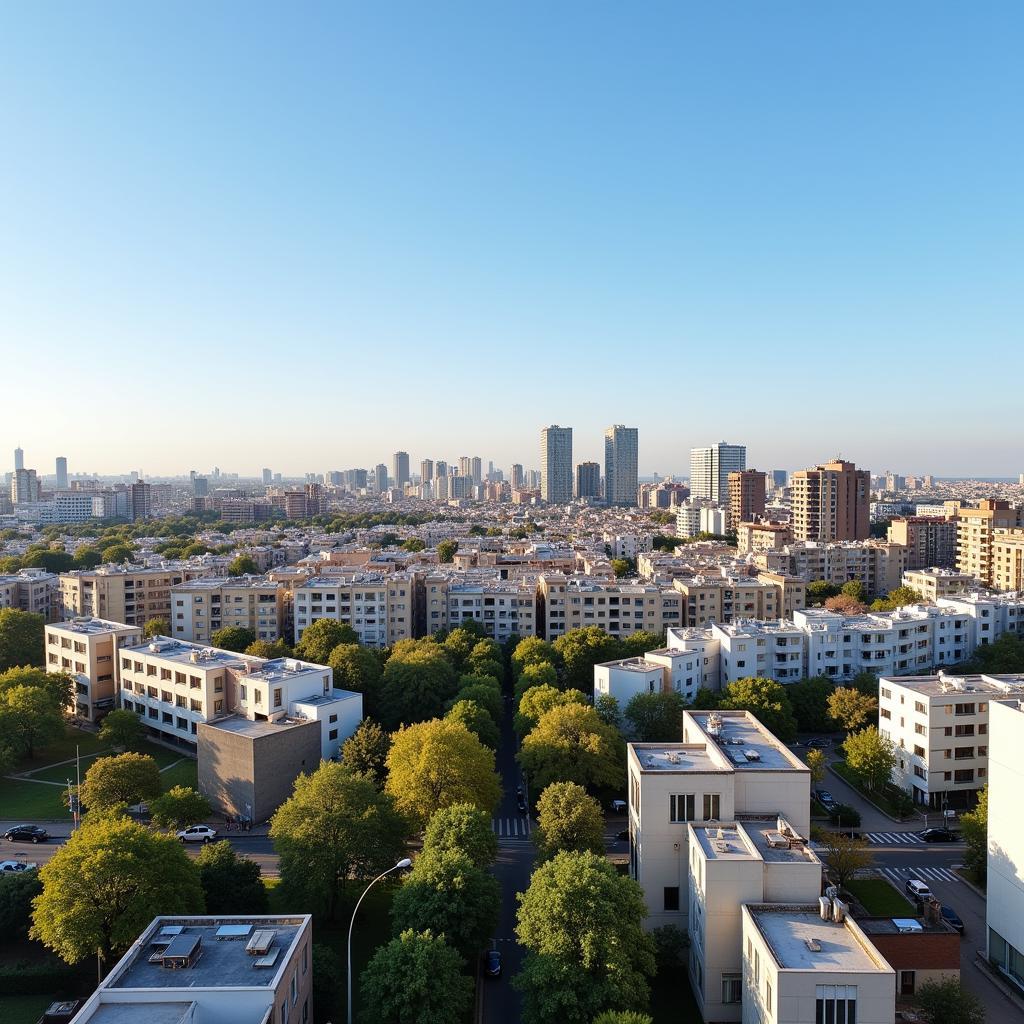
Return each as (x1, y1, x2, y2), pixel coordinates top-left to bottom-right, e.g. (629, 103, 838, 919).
(0, 567, 60, 621)
(170, 576, 286, 644)
(713, 619, 806, 684)
(857, 915, 960, 999)
(292, 573, 414, 647)
(737, 521, 793, 555)
(901, 568, 976, 603)
(594, 657, 665, 706)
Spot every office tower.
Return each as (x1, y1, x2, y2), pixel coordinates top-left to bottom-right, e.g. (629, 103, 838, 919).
(511, 464, 524, 490)
(604, 424, 639, 506)
(55, 456, 68, 490)
(194, 476, 209, 497)
(458, 456, 472, 479)
(689, 442, 746, 503)
(540, 425, 573, 503)
(10, 467, 39, 503)
(420, 459, 434, 483)
(435, 460, 448, 480)
(130, 481, 152, 521)
(790, 459, 870, 541)
(470, 457, 482, 485)
(727, 469, 767, 531)
(14, 447, 24, 472)
(771, 469, 787, 488)
(575, 461, 601, 500)
(487, 460, 495, 482)
(262, 468, 272, 485)
(374, 463, 389, 491)
(392, 451, 410, 490)
(351, 468, 367, 490)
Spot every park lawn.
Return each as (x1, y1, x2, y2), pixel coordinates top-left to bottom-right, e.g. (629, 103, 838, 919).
(0, 994, 54, 1024)
(0, 777, 70, 819)
(14, 725, 107, 772)
(846, 878, 914, 916)
(159, 758, 198, 791)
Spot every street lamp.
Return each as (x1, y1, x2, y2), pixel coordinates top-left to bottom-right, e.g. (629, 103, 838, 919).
(347, 858, 411, 1024)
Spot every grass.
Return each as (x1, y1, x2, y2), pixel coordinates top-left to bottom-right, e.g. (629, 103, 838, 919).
(158, 758, 198, 790)
(831, 761, 910, 820)
(0, 994, 54, 1024)
(845, 878, 915, 916)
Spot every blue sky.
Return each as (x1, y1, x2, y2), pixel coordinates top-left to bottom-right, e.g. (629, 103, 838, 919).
(2, 3, 1022, 478)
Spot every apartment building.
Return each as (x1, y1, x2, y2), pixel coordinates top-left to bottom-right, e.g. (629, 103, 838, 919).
(936, 591, 1024, 649)
(877, 672, 1024, 809)
(690, 443, 746, 503)
(67, 915, 313, 1024)
(540, 425, 573, 504)
(444, 579, 535, 641)
(594, 657, 665, 705)
(626, 711, 810, 932)
(887, 516, 957, 569)
(45, 618, 143, 721)
(292, 573, 413, 647)
(753, 540, 908, 598)
(992, 529, 1024, 592)
(901, 568, 976, 603)
(537, 572, 682, 640)
(790, 459, 870, 542)
(713, 620, 806, 684)
(736, 521, 792, 555)
(604, 424, 639, 506)
(0, 567, 60, 621)
(170, 576, 286, 644)
(673, 575, 781, 627)
(955, 499, 1024, 587)
(575, 460, 601, 500)
(755, 571, 807, 620)
(727, 470, 766, 533)
(60, 564, 215, 629)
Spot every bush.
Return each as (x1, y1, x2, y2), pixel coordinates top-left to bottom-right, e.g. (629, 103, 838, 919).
(0, 959, 90, 995)
(828, 804, 862, 828)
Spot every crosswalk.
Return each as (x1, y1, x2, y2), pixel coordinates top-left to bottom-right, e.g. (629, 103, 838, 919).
(877, 865, 961, 885)
(492, 816, 532, 839)
(866, 831, 923, 845)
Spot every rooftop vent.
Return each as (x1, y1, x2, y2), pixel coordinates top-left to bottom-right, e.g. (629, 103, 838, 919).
(743, 749, 761, 761)
(805, 938, 822, 953)
(246, 929, 276, 956)
(160, 933, 202, 970)
(819, 896, 831, 920)
(765, 831, 790, 849)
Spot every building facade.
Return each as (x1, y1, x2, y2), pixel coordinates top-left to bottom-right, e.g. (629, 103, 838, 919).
(727, 470, 766, 533)
(790, 459, 870, 542)
(604, 424, 639, 506)
(690, 443, 746, 503)
(540, 425, 573, 504)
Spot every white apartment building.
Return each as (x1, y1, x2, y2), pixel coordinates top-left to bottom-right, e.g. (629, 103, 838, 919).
(67, 915, 313, 1024)
(594, 657, 665, 706)
(936, 591, 1024, 649)
(0, 567, 60, 621)
(901, 568, 976, 603)
(45, 618, 143, 721)
(690, 443, 746, 504)
(540, 424, 573, 504)
(604, 424, 639, 507)
(711, 620, 806, 685)
(445, 579, 535, 642)
(877, 672, 1024, 809)
(170, 576, 286, 644)
(604, 532, 653, 560)
(292, 573, 413, 647)
(627, 710, 810, 933)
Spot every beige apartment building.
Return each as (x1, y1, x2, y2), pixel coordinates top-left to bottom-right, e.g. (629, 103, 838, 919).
(992, 529, 1024, 593)
(752, 540, 908, 598)
(790, 459, 870, 542)
(736, 521, 792, 555)
(955, 499, 1024, 587)
(887, 516, 957, 569)
(59, 564, 214, 629)
(0, 568, 60, 621)
(170, 576, 286, 644)
(45, 617, 143, 721)
(727, 470, 766, 533)
(902, 568, 975, 603)
(672, 575, 781, 627)
(292, 572, 414, 647)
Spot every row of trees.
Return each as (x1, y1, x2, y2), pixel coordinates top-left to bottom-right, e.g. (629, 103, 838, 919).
(807, 579, 925, 613)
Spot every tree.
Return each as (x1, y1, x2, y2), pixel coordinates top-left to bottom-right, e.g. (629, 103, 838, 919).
(442, 627, 478, 671)
(827, 687, 877, 733)
(960, 785, 987, 884)
(401, 537, 425, 552)
(843, 726, 897, 793)
(718, 677, 798, 741)
(915, 977, 984, 1024)
(421, 803, 497, 868)
(436, 539, 458, 563)
(514, 851, 655, 1024)
(31, 814, 204, 970)
(385, 719, 501, 829)
(195, 840, 269, 914)
(806, 580, 840, 606)
(96, 708, 139, 752)
(806, 748, 828, 786)
(515, 684, 586, 737)
(100, 543, 134, 564)
(824, 594, 866, 614)
(0, 685, 65, 760)
(619, 631, 664, 658)
(787, 676, 836, 733)
(358, 929, 473, 1024)
(452, 675, 503, 718)
(0, 608, 44, 671)
(959, 632, 1024, 674)
(143, 617, 171, 639)
(391, 847, 500, 958)
(227, 554, 259, 576)
(595, 693, 621, 728)
(821, 832, 872, 892)
(0, 869, 42, 939)
(870, 585, 925, 612)
(593, 1014, 654, 1024)
(512, 637, 561, 679)
(245, 638, 293, 659)
(0, 665, 73, 709)
(690, 686, 719, 710)
(534, 782, 605, 861)
(610, 558, 633, 578)
(328, 643, 384, 716)
(150, 786, 212, 830)
(553, 627, 623, 692)
(379, 643, 458, 729)
(210, 626, 256, 652)
(840, 580, 866, 602)
(341, 719, 391, 785)
(623, 692, 685, 742)
(848, 671, 882, 697)
(312, 944, 343, 1024)
(445, 699, 500, 750)
(270, 762, 407, 919)
(518, 704, 625, 795)
(80, 752, 162, 813)
(72, 547, 104, 569)
(467, 638, 504, 677)
(295, 619, 358, 663)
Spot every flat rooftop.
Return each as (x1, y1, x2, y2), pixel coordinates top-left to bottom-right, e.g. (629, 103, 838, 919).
(84, 1002, 194, 1024)
(693, 820, 819, 864)
(685, 711, 806, 772)
(122, 639, 327, 677)
(880, 673, 1024, 698)
(694, 824, 754, 861)
(50, 617, 140, 636)
(750, 907, 886, 972)
(110, 917, 308, 991)
(204, 715, 310, 738)
(631, 743, 724, 773)
(598, 657, 661, 673)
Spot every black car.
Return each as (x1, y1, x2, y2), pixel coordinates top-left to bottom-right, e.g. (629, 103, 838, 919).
(516, 793, 528, 814)
(919, 827, 959, 843)
(806, 737, 832, 749)
(485, 949, 502, 977)
(941, 906, 965, 934)
(3, 825, 49, 844)
(815, 789, 837, 809)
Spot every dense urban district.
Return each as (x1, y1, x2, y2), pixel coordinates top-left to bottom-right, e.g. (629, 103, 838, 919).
(2, 437, 1024, 1024)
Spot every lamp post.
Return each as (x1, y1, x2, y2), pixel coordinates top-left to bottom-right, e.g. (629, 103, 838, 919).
(347, 858, 411, 1024)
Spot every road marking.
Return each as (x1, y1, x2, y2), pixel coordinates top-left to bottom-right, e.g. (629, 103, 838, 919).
(867, 832, 922, 845)
(879, 866, 960, 884)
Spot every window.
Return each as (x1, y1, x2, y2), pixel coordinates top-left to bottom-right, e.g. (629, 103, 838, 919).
(722, 974, 742, 1003)
(329, 713, 337, 724)
(900, 970, 915, 996)
(291, 972, 297, 1005)
(328, 729, 338, 741)
(670, 794, 695, 823)
(815, 984, 857, 1024)
(702, 794, 720, 820)
(302, 943, 308, 975)
(663, 886, 680, 911)
(274, 688, 283, 709)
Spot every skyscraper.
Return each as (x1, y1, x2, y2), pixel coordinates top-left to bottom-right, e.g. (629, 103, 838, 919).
(130, 481, 152, 521)
(790, 459, 870, 541)
(604, 425, 639, 506)
(55, 456, 68, 490)
(420, 459, 434, 483)
(262, 468, 272, 485)
(10, 467, 39, 503)
(470, 457, 482, 486)
(511, 464, 524, 490)
(392, 451, 410, 490)
(458, 456, 472, 479)
(540, 425, 573, 503)
(689, 442, 746, 503)
(374, 463, 389, 492)
(14, 447, 23, 472)
(436, 460, 448, 480)
(575, 461, 601, 499)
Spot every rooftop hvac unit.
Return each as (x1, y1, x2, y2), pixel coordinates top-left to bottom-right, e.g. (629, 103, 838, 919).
(805, 938, 822, 953)
(716, 827, 725, 840)
(743, 749, 761, 761)
(714, 840, 728, 853)
(766, 832, 790, 849)
(832, 898, 848, 923)
(819, 896, 831, 920)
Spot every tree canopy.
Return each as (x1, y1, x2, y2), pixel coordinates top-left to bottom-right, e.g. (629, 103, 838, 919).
(0, 684, 66, 761)
(149, 785, 212, 831)
(421, 803, 497, 868)
(533, 782, 605, 862)
(827, 687, 877, 733)
(295, 619, 359, 664)
(436, 539, 458, 563)
(515, 684, 586, 737)
(960, 785, 987, 885)
(623, 691, 684, 742)
(553, 627, 623, 692)
(80, 752, 162, 813)
(843, 726, 897, 793)
(210, 626, 257, 652)
(328, 643, 385, 717)
(786, 676, 836, 733)
(379, 642, 459, 729)
(512, 637, 561, 679)
(195, 840, 269, 915)
(915, 977, 984, 1024)
(445, 699, 500, 750)
(341, 719, 391, 785)
(98, 708, 144, 750)
(227, 554, 260, 576)
(0, 608, 44, 671)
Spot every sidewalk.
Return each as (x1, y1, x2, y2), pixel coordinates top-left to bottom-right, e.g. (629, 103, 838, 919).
(0, 818, 272, 837)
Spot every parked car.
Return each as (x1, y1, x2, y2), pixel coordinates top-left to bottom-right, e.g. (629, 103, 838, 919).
(615, 829, 630, 842)
(815, 789, 837, 809)
(610, 799, 627, 814)
(941, 905, 965, 934)
(919, 827, 959, 843)
(806, 737, 832, 749)
(905, 878, 933, 901)
(484, 949, 502, 977)
(2, 824, 49, 844)
(176, 825, 218, 844)
(516, 792, 528, 814)
(0, 860, 37, 872)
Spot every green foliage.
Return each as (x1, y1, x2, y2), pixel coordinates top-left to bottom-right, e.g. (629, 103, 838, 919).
(960, 785, 987, 885)
(18, 546, 75, 573)
(210, 626, 257, 652)
(553, 627, 622, 692)
(436, 539, 458, 563)
(840, 580, 866, 601)
(518, 703, 625, 795)
(828, 804, 861, 827)
(445, 699, 500, 750)
(143, 617, 170, 639)
(72, 546, 104, 569)
(690, 686, 720, 709)
(649, 924, 688, 969)
(270, 762, 407, 919)
(401, 537, 426, 552)
(312, 944, 343, 1024)
(380, 641, 458, 729)
(718, 677, 798, 741)
(821, 832, 873, 891)
(806, 580, 841, 606)
(328, 643, 384, 717)
(512, 637, 561, 679)
(848, 671, 882, 697)
(227, 554, 260, 576)
(956, 632, 1024, 674)
(358, 929, 473, 1024)
(0, 685, 65, 760)
(514, 661, 559, 704)
(31, 814, 204, 967)
(827, 687, 877, 733)
(514, 851, 656, 1024)
(0, 665, 73, 708)
(787, 676, 836, 732)
(100, 543, 134, 564)
(195, 840, 269, 914)
(619, 631, 665, 658)
(245, 639, 293, 659)
(442, 627, 478, 671)
(593, 1012, 654, 1024)
(80, 752, 162, 813)
(149, 785, 212, 830)
(610, 558, 634, 578)
(341, 719, 392, 785)
(0, 608, 44, 670)
(534, 781, 605, 862)
(870, 585, 925, 612)
(385, 718, 501, 829)
(295, 619, 359, 663)
(421, 803, 497, 868)
(806, 748, 828, 785)
(651, 534, 685, 551)
(594, 693, 621, 727)
(450, 676, 502, 723)
(515, 684, 587, 737)
(0, 869, 42, 939)
(843, 726, 897, 793)
(915, 976, 985, 1024)
(623, 691, 684, 742)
